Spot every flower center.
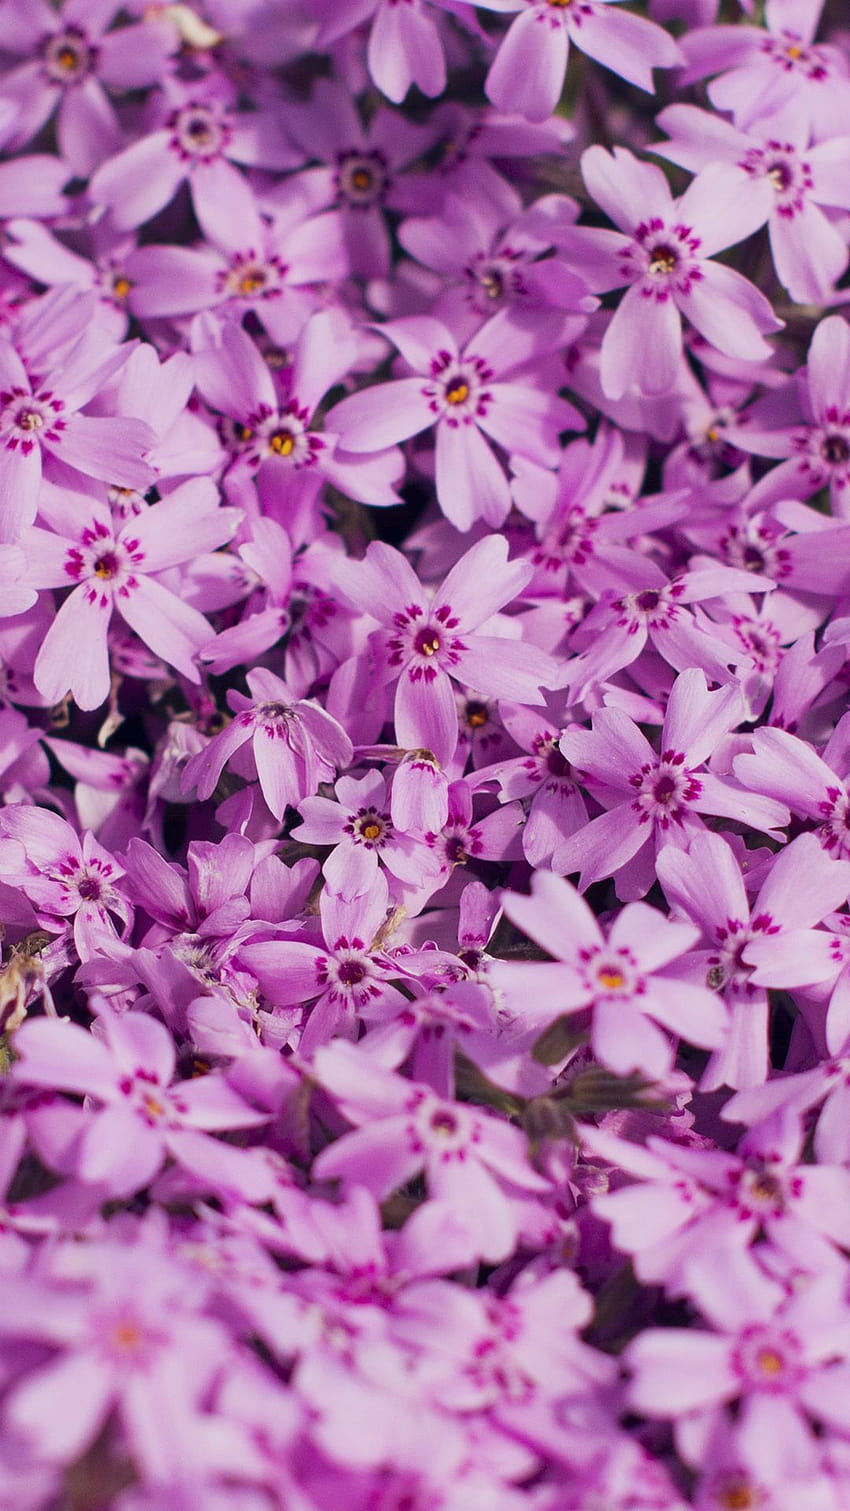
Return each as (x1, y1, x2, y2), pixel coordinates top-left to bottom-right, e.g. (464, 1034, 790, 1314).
(430, 1109, 459, 1137)
(416, 629, 441, 657)
(766, 160, 792, 192)
(337, 959, 367, 986)
(93, 552, 120, 580)
(239, 268, 267, 295)
(466, 702, 489, 728)
(269, 429, 295, 456)
(653, 773, 678, 805)
(17, 409, 44, 432)
(337, 152, 387, 206)
(479, 268, 504, 300)
(172, 104, 228, 161)
(597, 967, 625, 990)
(715, 1476, 762, 1511)
(43, 29, 92, 82)
(821, 432, 850, 466)
(648, 244, 679, 274)
(110, 1320, 145, 1352)
(445, 380, 469, 406)
(635, 588, 661, 612)
(76, 874, 103, 902)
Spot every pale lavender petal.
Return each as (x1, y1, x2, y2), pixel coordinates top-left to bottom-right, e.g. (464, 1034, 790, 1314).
(34, 582, 112, 710)
(807, 313, 850, 420)
(435, 535, 532, 628)
(428, 1155, 516, 1261)
(252, 725, 301, 820)
(89, 131, 182, 230)
(572, 5, 682, 91)
(0, 438, 41, 542)
(675, 163, 772, 256)
(501, 871, 600, 959)
(434, 419, 511, 531)
(770, 200, 848, 305)
(325, 378, 434, 451)
(8, 1352, 113, 1462)
(51, 414, 156, 489)
(682, 261, 782, 360)
(485, 10, 568, 125)
(190, 157, 259, 251)
(643, 976, 728, 1047)
(117, 576, 211, 683)
(625, 1330, 737, 1414)
(582, 144, 673, 232)
(553, 804, 648, 891)
(12, 1017, 116, 1099)
(477, 383, 580, 466)
(56, 77, 121, 177)
(733, 727, 832, 817)
(452, 636, 557, 702)
(240, 940, 325, 1004)
(314, 1117, 423, 1195)
(368, 0, 445, 103)
(395, 665, 458, 764)
(600, 284, 682, 400)
(76, 1103, 164, 1192)
(656, 832, 747, 937)
(755, 833, 850, 929)
(333, 539, 425, 619)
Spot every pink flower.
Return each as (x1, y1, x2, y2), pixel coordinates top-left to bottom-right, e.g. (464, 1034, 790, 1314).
(312, 1040, 550, 1261)
(332, 534, 557, 764)
(325, 312, 582, 529)
(26, 480, 238, 711)
(182, 666, 353, 823)
(555, 147, 782, 398)
(492, 870, 727, 1077)
(483, 0, 683, 125)
(11, 1009, 268, 1198)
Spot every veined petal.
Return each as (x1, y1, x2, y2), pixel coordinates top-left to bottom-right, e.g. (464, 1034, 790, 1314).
(434, 534, 532, 627)
(682, 261, 782, 361)
(88, 130, 182, 230)
(572, 5, 682, 92)
(51, 414, 156, 490)
(325, 378, 434, 452)
(600, 283, 682, 400)
(453, 636, 557, 702)
(34, 582, 112, 710)
(485, 10, 568, 125)
(477, 383, 581, 466)
(582, 144, 673, 232)
(117, 576, 211, 683)
(395, 665, 458, 766)
(502, 871, 600, 959)
(435, 419, 511, 531)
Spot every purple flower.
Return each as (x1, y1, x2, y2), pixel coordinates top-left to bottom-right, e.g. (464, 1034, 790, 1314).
(312, 1040, 551, 1261)
(11, 1009, 268, 1197)
(333, 534, 557, 764)
(183, 666, 353, 823)
(556, 669, 789, 900)
(325, 312, 582, 529)
(492, 870, 727, 1076)
(482, 0, 683, 124)
(654, 105, 850, 304)
(0, 327, 156, 544)
(555, 147, 783, 398)
(25, 480, 238, 711)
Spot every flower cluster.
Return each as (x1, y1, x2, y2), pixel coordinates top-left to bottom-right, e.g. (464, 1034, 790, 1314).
(2, 0, 850, 1506)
